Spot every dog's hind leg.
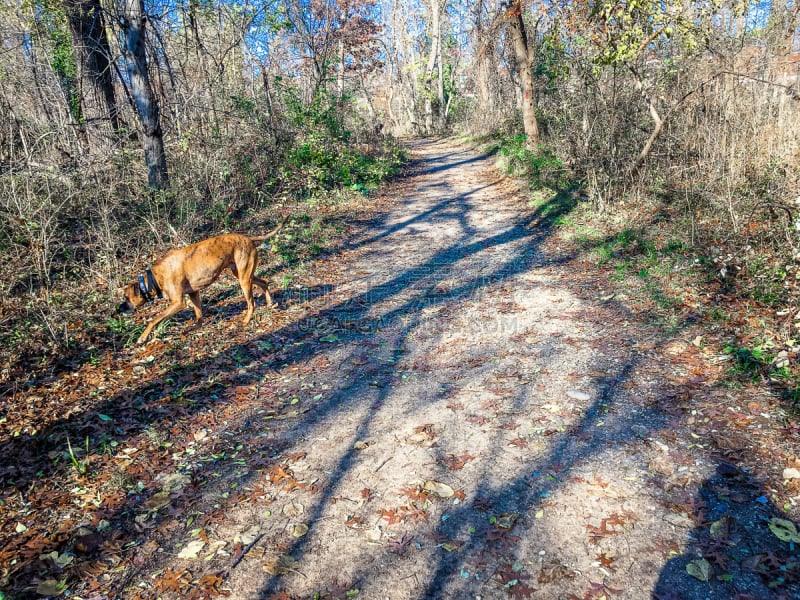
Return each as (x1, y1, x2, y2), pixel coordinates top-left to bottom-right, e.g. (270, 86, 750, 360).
(252, 276, 275, 308)
(240, 282, 256, 324)
(235, 267, 257, 325)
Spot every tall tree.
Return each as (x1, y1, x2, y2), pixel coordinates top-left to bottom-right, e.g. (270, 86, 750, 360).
(423, 0, 445, 133)
(472, 0, 495, 123)
(285, 0, 381, 100)
(118, 0, 169, 189)
(63, 0, 120, 151)
(505, 0, 540, 146)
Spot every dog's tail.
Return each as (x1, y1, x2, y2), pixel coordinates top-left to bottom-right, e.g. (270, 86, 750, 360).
(250, 214, 290, 243)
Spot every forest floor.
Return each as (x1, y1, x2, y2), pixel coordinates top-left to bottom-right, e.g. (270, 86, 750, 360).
(2, 140, 800, 599)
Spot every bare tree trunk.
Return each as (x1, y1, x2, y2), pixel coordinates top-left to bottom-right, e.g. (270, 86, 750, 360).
(337, 10, 345, 99)
(63, 0, 120, 152)
(475, 48, 494, 119)
(472, 1, 492, 124)
(436, 4, 445, 129)
(424, 0, 441, 134)
(262, 68, 278, 137)
(119, 0, 169, 190)
(386, 81, 399, 129)
(506, 0, 540, 146)
(629, 66, 663, 174)
(358, 72, 377, 120)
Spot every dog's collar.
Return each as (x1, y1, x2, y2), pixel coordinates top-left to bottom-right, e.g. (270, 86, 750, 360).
(137, 269, 162, 301)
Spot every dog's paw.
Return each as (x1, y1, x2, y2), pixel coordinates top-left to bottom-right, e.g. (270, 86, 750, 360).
(184, 319, 204, 332)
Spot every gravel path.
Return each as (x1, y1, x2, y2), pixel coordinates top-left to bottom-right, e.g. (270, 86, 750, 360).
(132, 140, 793, 600)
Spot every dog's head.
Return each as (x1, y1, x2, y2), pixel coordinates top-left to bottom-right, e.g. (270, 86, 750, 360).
(118, 283, 146, 314)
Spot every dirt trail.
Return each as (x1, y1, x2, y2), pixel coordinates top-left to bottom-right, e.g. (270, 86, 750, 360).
(5, 140, 794, 600)
(186, 140, 766, 599)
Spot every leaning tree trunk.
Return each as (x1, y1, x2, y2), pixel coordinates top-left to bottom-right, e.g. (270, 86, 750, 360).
(629, 65, 663, 175)
(64, 0, 120, 152)
(506, 0, 540, 147)
(119, 0, 169, 190)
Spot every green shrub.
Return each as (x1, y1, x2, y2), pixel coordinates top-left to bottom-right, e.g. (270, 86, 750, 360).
(497, 135, 564, 187)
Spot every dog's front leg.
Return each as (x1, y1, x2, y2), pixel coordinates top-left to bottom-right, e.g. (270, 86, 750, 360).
(137, 301, 186, 344)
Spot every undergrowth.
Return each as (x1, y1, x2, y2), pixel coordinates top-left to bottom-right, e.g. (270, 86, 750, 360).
(484, 133, 800, 408)
(0, 89, 406, 390)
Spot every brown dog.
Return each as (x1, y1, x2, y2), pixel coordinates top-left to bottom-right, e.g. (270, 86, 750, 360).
(119, 217, 287, 344)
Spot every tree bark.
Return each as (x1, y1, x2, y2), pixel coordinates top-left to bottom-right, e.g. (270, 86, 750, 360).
(629, 66, 663, 174)
(506, 0, 540, 146)
(63, 0, 120, 152)
(424, 0, 441, 134)
(475, 45, 494, 122)
(119, 0, 169, 190)
(337, 6, 345, 99)
(436, 3, 445, 129)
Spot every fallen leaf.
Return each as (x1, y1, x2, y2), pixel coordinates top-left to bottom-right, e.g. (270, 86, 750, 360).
(204, 540, 227, 560)
(39, 551, 74, 568)
(156, 472, 190, 493)
(768, 518, 800, 543)
(292, 523, 309, 538)
(154, 568, 191, 593)
(441, 541, 463, 552)
(423, 480, 454, 498)
(196, 573, 227, 595)
(144, 491, 171, 511)
(442, 451, 476, 470)
(177, 540, 205, 559)
(709, 516, 733, 540)
(36, 579, 67, 596)
(234, 525, 261, 545)
(283, 502, 304, 518)
(263, 554, 297, 575)
(686, 558, 710, 581)
(538, 558, 576, 583)
(387, 532, 414, 554)
(496, 512, 519, 529)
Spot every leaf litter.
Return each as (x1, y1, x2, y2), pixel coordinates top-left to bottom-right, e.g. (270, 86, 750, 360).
(1, 141, 799, 599)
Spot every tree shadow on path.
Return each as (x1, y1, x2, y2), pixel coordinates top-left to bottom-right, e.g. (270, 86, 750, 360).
(653, 461, 800, 599)
(0, 141, 577, 596)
